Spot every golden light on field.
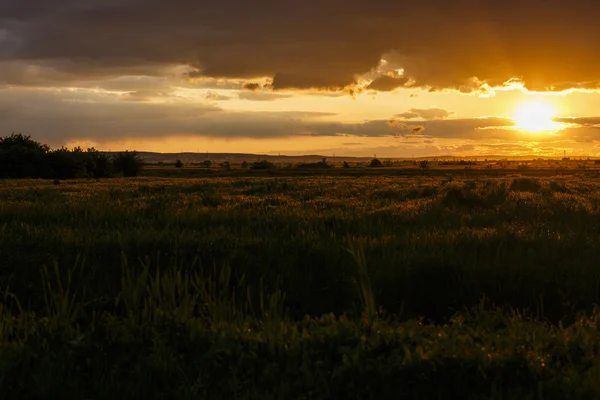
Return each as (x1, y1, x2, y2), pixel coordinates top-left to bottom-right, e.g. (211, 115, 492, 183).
(513, 101, 560, 133)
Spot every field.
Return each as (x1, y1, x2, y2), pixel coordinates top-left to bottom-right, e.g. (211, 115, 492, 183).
(3, 170, 600, 398)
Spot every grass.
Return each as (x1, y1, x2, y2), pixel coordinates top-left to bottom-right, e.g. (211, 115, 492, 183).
(2, 172, 600, 398)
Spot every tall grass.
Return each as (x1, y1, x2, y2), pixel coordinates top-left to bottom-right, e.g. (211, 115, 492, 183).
(2, 173, 600, 397)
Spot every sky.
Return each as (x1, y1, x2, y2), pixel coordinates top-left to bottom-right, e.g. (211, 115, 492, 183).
(3, 0, 600, 157)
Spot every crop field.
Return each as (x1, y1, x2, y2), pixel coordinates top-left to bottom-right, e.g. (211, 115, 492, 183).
(3, 171, 600, 398)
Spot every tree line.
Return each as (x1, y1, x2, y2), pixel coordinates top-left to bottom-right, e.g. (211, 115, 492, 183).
(0, 134, 143, 179)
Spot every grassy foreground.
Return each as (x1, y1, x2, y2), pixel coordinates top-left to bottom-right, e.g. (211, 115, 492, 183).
(2, 173, 600, 398)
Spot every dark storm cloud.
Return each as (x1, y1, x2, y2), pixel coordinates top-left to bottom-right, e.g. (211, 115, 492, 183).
(4, 0, 600, 91)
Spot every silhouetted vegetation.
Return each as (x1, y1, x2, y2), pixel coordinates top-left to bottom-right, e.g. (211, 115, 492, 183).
(250, 159, 275, 170)
(175, 159, 184, 168)
(112, 151, 143, 177)
(0, 133, 49, 178)
(369, 158, 383, 167)
(0, 134, 140, 179)
(298, 157, 331, 168)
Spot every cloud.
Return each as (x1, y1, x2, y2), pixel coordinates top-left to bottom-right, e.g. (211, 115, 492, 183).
(366, 75, 410, 91)
(238, 91, 294, 101)
(554, 117, 600, 126)
(205, 91, 233, 101)
(242, 82, 261, 91)
(5, 85, 600, 151)
(4, 1, 600, 91)
(395, 108, 454, 120)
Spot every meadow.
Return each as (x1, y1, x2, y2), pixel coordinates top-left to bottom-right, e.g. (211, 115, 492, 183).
(3, 171, 600, 398)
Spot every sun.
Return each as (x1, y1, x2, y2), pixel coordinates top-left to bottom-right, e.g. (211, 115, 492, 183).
(513, 101, 560, 133)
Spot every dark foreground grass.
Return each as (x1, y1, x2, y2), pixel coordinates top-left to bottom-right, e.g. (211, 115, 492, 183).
(2, 173, 600, 398)
(4, 307, 600, 399)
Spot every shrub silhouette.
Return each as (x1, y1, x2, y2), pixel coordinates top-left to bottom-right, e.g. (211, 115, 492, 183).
(369, 158, 383, 167)
(113, 151, 143, 177)
(298, 157, 331, 169)
(343, 161, 350, 168)
(510, 178, 542, 192)
(175, 159, 184, 168)
(250, 160, 274, 170)
(0, 134, 49, 178)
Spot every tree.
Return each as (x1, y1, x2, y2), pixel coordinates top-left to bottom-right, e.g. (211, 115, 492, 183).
(84, 148, 112, 178)
(45, 146, 88, 179)
(343, 161, 350, 169)
(113, 151, 143, 177)
(0, 134, 49, 178)
(175, 159, 184, 168)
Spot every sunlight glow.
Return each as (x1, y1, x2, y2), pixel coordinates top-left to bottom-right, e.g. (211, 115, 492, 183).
(513, 101, 561, 133)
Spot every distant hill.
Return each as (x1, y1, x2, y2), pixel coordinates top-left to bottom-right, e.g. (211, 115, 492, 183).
(101, 152, 595, 163)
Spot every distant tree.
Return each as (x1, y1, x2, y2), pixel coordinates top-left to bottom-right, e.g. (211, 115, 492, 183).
(419, 160, 430, 169)
(369, 158, 383, 168)
(343, 161, 350, 169)
(0, 134, 49, 178)
(45, 146, 88, 179)
(175, 159, 184, 168)
(113, 151, 143, 177)
(241, 161, 249, 168)
(84, 148, 112, 178)
(221, 161, 231, 171)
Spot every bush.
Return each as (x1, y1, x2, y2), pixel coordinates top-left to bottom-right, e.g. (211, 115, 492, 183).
(175, 159, 184, 168)
(241, 161, 249, 168)
(298, 158, 331, 169)
(419, 160, 430, 169)
(250, 160, 275, 170)
(369, 158, 383, 167)
(0, 134, 49, 178)
(510, 177, 542, 192)
(113, 151, 143, 177)
(200, 160, 212, 168)
(343, 161, 350, 168)
(221, 161, 231, 171)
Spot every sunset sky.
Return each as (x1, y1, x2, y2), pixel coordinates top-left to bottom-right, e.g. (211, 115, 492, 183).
(3, 1, 600, 157)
